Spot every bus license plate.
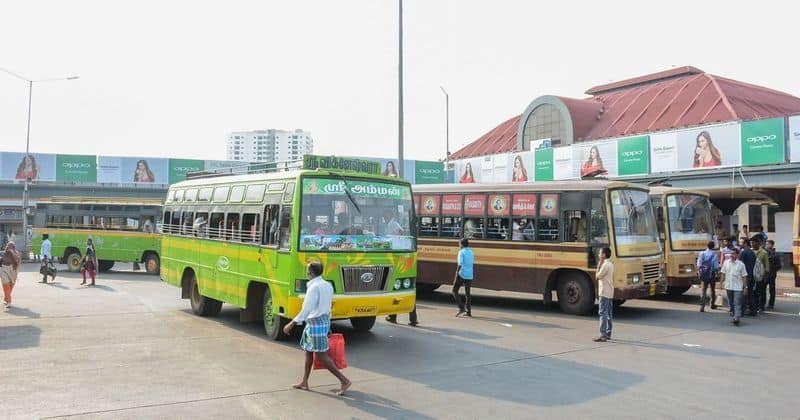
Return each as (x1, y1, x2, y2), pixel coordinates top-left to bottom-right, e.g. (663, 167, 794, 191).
(353, 306, 377, 315)
(648, 283, 656, 296)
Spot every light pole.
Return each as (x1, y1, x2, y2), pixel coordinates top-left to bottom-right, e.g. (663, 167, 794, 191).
(439, 86, 449, 162)
(397, 0, 405, 179)
(0, 67, 79, 257)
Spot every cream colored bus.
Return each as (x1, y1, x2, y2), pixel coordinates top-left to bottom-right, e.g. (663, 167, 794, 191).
(649, 187, 714, 296)
(413, 180, 665, 315)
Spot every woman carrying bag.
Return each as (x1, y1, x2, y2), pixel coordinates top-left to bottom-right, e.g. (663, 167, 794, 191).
(81, 238, 99, 286)
(1, 242, 21, 308)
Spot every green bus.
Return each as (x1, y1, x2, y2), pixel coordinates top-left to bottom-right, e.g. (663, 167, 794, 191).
(30, 197, 162, 274)
(160, 168, 417, 340)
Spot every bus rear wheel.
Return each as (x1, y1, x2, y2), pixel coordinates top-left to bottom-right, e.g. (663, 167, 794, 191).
(98, 260, 115, 272)
(263, 286, 289, 340)
(144, 254, 160, 275)
(66, 251, 82, 272)
(556, 273, 595, 315)
(189, 274, 222, 317)
(350, 316, 376, 332)
(667, 286, 691, 296)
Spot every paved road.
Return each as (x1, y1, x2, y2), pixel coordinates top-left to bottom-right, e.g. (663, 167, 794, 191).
(1, 264, 798, 419)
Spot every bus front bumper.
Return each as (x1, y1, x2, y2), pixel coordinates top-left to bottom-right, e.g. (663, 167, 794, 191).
(665, 275, 699, 288)
(286, 291, 417, 320)
(615, 281, 667, 300)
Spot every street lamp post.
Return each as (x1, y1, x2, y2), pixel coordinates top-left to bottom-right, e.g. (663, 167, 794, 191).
(0, 67, 79, 258)
(398, 0, 404, 179)
(439, 86, 450, 162)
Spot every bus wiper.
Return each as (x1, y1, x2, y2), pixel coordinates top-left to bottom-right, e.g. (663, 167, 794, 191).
(333, 173, 361, 214)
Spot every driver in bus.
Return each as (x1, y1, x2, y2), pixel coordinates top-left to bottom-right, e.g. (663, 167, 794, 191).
(384, 211, 403, 236)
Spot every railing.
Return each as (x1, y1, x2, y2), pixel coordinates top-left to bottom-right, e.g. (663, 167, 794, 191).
(161, 223, 264, 244)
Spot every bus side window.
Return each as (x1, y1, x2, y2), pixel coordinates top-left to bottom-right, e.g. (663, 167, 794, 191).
(463, 218, 485, 239)
(537, 218, 559, 241)
(163, 212, 172, 234)
(242, 213, 260, 243)
(590, 194, 607, 244)
(226, 213, 241, 241)
(181, 212, 194, 236)
(486, 218, 508, 240)
(511, 218, 534, 241)
(171, 212, 181, 235)
(263, 205, 280, 246)
(440, 217, 461, 237)
(209, 212, 224, 238)
(419, 217, 439, 237)
(278, 206, 292, 250)
(563, 210, 586, 242)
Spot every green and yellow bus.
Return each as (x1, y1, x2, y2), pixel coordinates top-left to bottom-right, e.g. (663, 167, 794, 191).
(792, 185, 800, 287)
(649, 187, 714, 295)
(160, 168, 417, 340)
(30, 197, 162, 273)
(413, 180, 665, 315)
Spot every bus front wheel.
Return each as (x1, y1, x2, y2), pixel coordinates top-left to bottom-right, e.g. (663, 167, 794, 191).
(556, 273, 595, 315)
(350, 316, 376, 332)
(263, 287, 289, 341)
(66, 251, 82, 272)
(189, 274, 222, 317)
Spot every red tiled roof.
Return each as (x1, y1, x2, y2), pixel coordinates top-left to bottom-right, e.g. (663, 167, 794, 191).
(451, 67, 800, 159)
(448, 115, 519, 160)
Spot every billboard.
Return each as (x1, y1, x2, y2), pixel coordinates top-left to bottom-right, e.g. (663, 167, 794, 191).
(576, 141, 617, 178)
(553, 145, 574, 180)
(98, 156, 169, 184)
(650, 122, 741, 173)
(740, 118, 785, 166)
(56, 154, 97, 182)
(456, 158, 481, 183)
(414, 161, 445, 184)
(508, 151, 533, 182)
(791, 116, 800, 163)
(169, 159, 204, 184)
(616, 136, 650, 176)
(1, 152, 56, 181)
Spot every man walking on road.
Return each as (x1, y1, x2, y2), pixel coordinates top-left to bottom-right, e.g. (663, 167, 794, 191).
(738, 239, 756, 316)
(763, 239, 781, 310)
(753, 238, 770, 314)
(721, 248, 747, 325)
(593, 247, 614, 342)
(697, 241, 720, 312)
(453, 238, 474, 317)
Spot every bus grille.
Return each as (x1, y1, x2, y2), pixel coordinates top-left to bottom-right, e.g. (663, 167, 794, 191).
(341, 266, 390, 293)
(643, 263, 661, 282)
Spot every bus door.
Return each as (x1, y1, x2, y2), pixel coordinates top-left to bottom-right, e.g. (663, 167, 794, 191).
(261, 204, 280, 270)
(589, 192, 609, 267)
(274, 205, 294, 272)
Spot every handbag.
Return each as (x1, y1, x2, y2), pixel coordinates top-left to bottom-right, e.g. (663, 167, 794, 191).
(312, 333, 348, 370)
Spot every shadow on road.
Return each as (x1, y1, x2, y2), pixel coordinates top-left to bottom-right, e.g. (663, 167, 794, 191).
(187, 305, 645, 409)
(4, 306, 40, 319)
(0, 325, 41, 349)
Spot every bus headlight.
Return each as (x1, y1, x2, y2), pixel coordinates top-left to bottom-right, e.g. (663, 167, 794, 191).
(628, 273, 641, 284)
(393, 279, 402, 290)
(402, 278, 412, 289)
(679, 264, 694, 274)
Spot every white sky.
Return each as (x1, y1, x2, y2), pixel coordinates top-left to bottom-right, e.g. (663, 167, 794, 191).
(1, 0, 798, 162)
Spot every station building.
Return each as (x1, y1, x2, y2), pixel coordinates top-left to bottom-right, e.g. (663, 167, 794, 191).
(447, 66, 800, 252)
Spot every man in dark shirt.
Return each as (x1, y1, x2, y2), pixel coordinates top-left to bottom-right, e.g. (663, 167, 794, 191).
(738, 239, 756, 316)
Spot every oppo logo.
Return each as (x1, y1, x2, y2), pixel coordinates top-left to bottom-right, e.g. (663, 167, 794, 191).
(419, 169, 441, 175)
(622, 150, 644, 157)
(746, 135, 776, 143)
(62, 162, 91, 169)
(174, 167, 201, 172)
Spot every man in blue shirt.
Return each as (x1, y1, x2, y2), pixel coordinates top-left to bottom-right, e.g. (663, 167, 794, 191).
(453, 238, 474, 317)
(738, 239, 756, 316)
(697, 241, 720, 312)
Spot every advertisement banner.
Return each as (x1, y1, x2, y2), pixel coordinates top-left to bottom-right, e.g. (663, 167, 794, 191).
(509, 151, 533, 182)
(464, 194, 485, 216)
(480, 156, 494, 182)
(441, 195, 463, 215)
(56, 154, 97, 182)
(488, 194, 510, 216)
(553, 145, 574, 180)
(414, 160, 445, 184)
(534, 148, 553, 181)
(740, 118, 785, 166)
(512, 194, 537, 216)
(491, 154, 508, 183)
(540, 194, 559, 218)
(456, 158, 481, 183)
(303, 154, 380, 175)
(169, 159, 204, 184)
(1, 152, 56, 181)
(791, 116, 800, 163)
(419, 195, 440, 215)
(98, 156, 169, 184)
(650, 122, 740, 173)
(649, 132, 678, 173)
(576, 142, 617, 178)
(617, 136, 650, 176)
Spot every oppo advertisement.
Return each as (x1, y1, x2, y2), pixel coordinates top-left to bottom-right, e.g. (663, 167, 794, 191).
(0, 152, 56, 181)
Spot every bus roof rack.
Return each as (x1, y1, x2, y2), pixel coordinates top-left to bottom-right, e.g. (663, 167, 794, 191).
(186, 160, 303, 180)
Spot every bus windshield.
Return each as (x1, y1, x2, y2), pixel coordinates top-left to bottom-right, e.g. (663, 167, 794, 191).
(610, 189, 660, 257)
(666, 193, 713, 250)
(299, 177, 415, 252)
